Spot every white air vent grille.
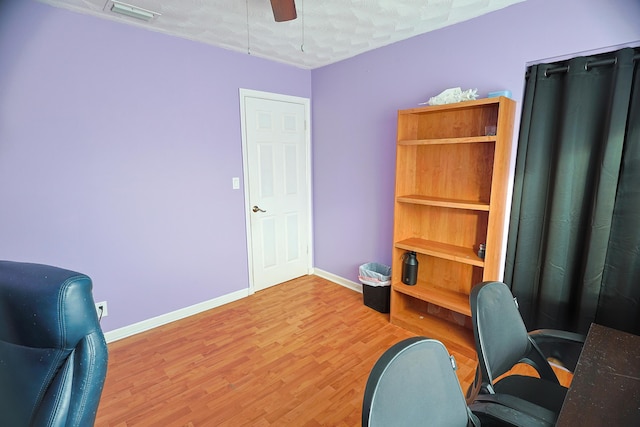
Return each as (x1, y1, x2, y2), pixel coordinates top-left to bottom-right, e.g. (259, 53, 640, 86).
(104, 0, 160, 22)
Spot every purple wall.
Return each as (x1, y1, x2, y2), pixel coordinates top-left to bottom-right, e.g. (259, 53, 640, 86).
(311, 0, 640, 282)
(0, 1, 311, 332)
(1, 0, 639, 334)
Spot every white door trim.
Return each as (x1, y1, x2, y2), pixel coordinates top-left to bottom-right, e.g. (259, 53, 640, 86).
(239, 88, 313, 295)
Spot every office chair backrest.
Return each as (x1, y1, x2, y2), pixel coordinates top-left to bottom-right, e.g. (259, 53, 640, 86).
(0, 261, 108, 427)
(362, 337, 478, 427)
(471, 281, 531, 386)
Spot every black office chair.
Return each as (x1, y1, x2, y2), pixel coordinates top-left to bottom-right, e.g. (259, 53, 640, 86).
(0, 261, 109, 426)
(470, 281, 585, 425)
(363, 337, 556, 427)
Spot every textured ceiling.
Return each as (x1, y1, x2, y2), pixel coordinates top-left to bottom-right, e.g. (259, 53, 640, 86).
(38, 0, 524, 69)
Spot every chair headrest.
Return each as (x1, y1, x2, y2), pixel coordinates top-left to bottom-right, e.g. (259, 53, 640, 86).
(0, 261, 100, 349)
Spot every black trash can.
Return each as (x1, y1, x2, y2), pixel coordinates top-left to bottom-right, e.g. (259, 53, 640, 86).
(358, 263, 391, 313)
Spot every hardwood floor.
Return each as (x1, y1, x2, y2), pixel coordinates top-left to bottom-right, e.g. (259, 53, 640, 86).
(95, 275, 478, 426)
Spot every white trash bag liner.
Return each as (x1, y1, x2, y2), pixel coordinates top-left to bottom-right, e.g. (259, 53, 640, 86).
(358, 262, 391, 287)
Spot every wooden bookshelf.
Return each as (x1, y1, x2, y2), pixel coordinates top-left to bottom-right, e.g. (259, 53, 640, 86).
(390, 97, 516, 357)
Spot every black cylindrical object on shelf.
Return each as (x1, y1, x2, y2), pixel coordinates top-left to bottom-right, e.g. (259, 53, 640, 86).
(402, 251, 418, 285)
(478, 243, 486, 260)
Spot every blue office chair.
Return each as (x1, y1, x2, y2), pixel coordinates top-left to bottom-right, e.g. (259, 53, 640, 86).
(470, 281, 585, 425)
(0, 261, 109, 426)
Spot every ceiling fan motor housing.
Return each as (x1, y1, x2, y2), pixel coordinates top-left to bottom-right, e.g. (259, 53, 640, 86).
(270, 0, 297, 22)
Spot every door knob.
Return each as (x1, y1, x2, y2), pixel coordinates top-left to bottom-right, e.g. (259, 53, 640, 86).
(252, 205, 266, 213)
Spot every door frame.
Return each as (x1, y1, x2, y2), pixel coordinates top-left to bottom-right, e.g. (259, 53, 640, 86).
(239, 88, 313, 295)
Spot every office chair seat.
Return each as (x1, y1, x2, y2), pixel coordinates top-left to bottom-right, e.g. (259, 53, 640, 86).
(492, 375, 567, 414)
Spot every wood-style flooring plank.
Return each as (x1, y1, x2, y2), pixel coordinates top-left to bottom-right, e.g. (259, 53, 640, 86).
(96, 275, 478, 426)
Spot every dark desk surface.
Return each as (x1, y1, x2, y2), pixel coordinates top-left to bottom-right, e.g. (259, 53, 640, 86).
(556, 323, 640, 426)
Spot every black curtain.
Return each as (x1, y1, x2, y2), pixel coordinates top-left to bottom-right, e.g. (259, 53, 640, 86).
(505, 47, 640, 336)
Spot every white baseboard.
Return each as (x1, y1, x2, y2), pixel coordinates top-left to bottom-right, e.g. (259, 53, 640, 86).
(103, 288, 249, 343)
(312, 268, 362, 293)
(103, 270, 360, 343)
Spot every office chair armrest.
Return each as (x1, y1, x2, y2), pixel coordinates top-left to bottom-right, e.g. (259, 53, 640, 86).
(471, 393, 557, 427)
(529, 329, 585, 372)
(529, 329, 585, 344)
(471, 402, 552, 427)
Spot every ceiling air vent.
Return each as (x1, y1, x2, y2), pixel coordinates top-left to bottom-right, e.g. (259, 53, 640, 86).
(104, 1, 161, 22)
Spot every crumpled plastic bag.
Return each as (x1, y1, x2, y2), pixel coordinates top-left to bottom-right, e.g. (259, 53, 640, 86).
(358, 262, 391, 287)
(420, 87, 478, 106)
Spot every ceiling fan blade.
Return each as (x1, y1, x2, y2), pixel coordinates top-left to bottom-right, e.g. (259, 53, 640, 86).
(270, 0, 297, 22)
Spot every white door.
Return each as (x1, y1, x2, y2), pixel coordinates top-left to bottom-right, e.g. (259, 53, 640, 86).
(240, 89, 312, 293)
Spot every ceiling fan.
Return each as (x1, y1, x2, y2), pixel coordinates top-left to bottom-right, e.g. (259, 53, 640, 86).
(270, 0, 297, 22)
